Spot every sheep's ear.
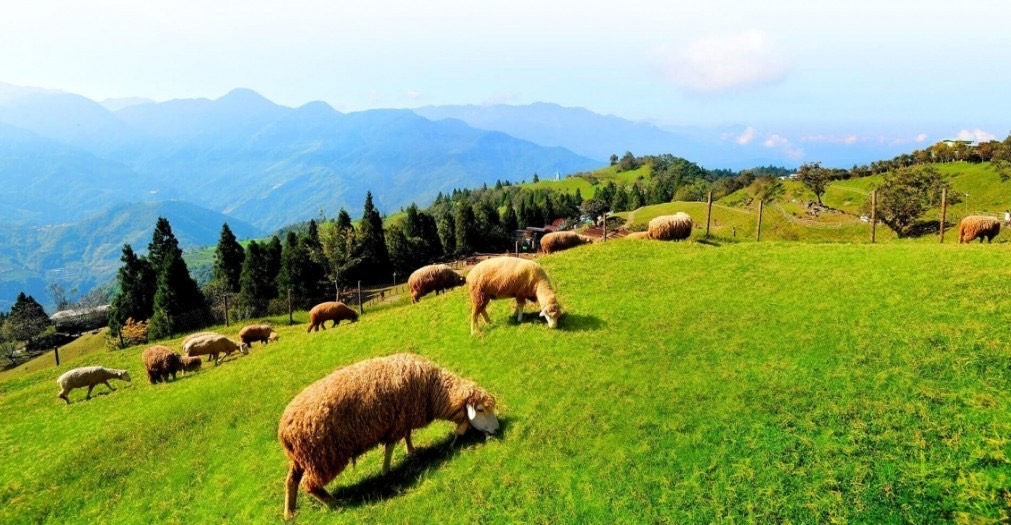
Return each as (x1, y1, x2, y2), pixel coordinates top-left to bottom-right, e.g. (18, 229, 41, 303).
(466, 404, 477, 420)
(539, 308, 547, 318)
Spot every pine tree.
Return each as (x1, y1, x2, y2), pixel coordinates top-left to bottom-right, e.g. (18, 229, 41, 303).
(7, 292, 50, 345)
(212, 223, 245, 293)
(264, 236, 283, 299)
(502, 200, 519, 232)
(436, 210, 456, 255)
(354, 192, 391, 283)
(237, 241, 271, 318)
(454, 202, 477, 256)
(146, 218, 207, 339)
(108, 244, 155, 340)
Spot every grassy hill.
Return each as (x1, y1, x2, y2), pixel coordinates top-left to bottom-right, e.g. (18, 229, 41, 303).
(2, 241, 1011, 523)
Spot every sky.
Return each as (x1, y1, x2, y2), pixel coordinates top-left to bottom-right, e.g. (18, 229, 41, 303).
(2, 0, 1010, 150)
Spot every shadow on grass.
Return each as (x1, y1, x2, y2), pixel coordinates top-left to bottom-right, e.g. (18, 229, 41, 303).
(334, 418, 511, 507)
(511, 313, 606, 332)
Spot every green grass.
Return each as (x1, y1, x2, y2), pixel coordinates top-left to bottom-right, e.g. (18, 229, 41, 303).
(0, 329, 110, 382)
(3, 241, 1011, 523)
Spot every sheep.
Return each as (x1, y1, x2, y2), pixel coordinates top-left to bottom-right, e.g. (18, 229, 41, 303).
(466, 256, 561, 334)
(56, 366, 131, 403)
(407, 264, 465, 303)
(183, 333, 248, 366)
(647, 212, 693, 241)
(306, 301, 359, 332)
(624, 231, 651, 240)
(182, 331, 217, 347)
(180, 355, 203, 374)
(278, 353, 499, 519)
(539, 231, 594, 254)
(958, 215, 1001, 244)
(239, 324, 279, 347)
(142, 345, 184, 384)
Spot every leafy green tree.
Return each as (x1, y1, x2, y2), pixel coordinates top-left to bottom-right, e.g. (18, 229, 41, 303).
(436, 210, 456, 255)
(876, 165, 958, 238)
(313, 217, 361, 296)
(748, 176, 785, 202)
(618, 151, 638, 171)
(264, 236, 283, 299)
(796, 162, 834, 205)
(403, 204, 443, 264)
(454, 202, 478, 256)
(609, 154, 619, 166)
(278, 232, 311, 299)
(212, 223, 245, 293)
(385, 225, 417, 277)
(108, 244, 155, 341)
(502, 200, 518, 232)
(6, 292, 49, 346)
(611, 186, 630, 212)
(532, 173, 540, 183)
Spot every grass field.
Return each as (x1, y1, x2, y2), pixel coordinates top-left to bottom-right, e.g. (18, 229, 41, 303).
(3, 241, 1011, 523)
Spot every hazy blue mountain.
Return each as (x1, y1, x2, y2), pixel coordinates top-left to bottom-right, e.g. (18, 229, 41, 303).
(0, 201, 262, 312)
(0, 89, 140, 155)
(98, 97, 156, 112)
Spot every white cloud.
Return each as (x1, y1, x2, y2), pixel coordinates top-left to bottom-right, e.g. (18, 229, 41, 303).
(736, 126, 756, 145)
(763, 134, 788, 148)
(405, 90, 423, 101)
(843, 135, 858, 145)
(915, 133, 928, 143)
(652, 29, 788, 94)
(956, 128, 996, 142)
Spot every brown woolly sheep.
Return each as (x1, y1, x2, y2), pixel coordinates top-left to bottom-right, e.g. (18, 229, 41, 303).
(407, 264, 465, 303)
(278, 353, 499, 519)
(183, 333, 248, 366)
(624, 231, 651, 240)
(648, 212, 693, 241)
(306, 301, 359, 332)
(466, 256, 561, 334)
(180, 355, 202, 374)
(142, 345, 184, 384)
(56, 366, 131, 403)
(239, 324, 279, 347)
(539, 231, 594, 254)
(958, 215, 1001, 243)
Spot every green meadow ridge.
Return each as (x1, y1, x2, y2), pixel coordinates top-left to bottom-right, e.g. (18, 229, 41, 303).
(2, 241, 1010, 523)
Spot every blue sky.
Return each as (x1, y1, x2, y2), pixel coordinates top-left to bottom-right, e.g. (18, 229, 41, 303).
(2, 0, 1010, 154)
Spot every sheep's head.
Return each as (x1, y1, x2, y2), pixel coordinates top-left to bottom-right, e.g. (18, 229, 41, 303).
(268, 331, 280, 342)
(118, 370, 132, 382)
(464, 389, 499, 436)
(239, 342, 250, 355)
(539, 302, 562, 329)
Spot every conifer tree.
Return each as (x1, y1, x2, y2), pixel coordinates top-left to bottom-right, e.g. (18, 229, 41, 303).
(264, 235, 283, 299)
(355, 192, 391, 282)
(6, 292, 50, 345)
(108, 244, 155, 340)
(237, 241, 271, 318)
(212, 223, 245, 293)
(454, 202, 477, 256)
(147, 218, 207, 339)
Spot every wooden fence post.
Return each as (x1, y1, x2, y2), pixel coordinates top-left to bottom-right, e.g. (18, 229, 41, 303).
(54, 346, 60, 366)
(755, 200, 764, 242)
(223, 293, 230, 327)
(939, 188, 947, 243)
(287, 287, 293, 325)
(870, 190, 877, 244)
(705, 191, 713, 238)
(357, 281, 363, 316)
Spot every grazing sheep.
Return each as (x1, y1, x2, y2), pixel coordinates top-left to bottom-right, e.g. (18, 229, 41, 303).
(239, 324, 279, 347)
(466, 256, 561, 334)
(407, 264, 465, 303)
(142, 345, 184, 384)
(183, 333, 248, 366)
(56, 366, 131, 403)
(278, 353, 499, 519)
(306, 302, 359, 332)
(182, 331, 217, 347)
(624, 231, 651, 240)
(539, 231, 594, 254)
(958, 215, 1001, 243)
(180, 355, 202, 374)
(647, 212, 693, 241)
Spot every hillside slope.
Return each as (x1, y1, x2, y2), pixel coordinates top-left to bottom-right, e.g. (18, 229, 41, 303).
(2, 242, 1010, 523)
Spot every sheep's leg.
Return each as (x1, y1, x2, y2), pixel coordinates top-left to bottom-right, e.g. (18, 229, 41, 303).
(58, 389, 70, 403)
(514, 298, 526, 322)
(383, 442, 395, 474)
(86, 384, 95, 399)
(405, 433, 415, 455)
(284, 463, 304, 520)
(104, 380, 115, 391)
(304, 483, 338, 512)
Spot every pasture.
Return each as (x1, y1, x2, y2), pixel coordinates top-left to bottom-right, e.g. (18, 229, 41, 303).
(2, 241, 1010, 523)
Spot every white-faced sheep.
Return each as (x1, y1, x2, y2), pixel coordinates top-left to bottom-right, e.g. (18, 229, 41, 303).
(306, 302, 359, 332)
(958, 215, 1001, 243)
(647, 212, 693, 241)
(466, 256, 561, 334)
(56, 366, 131, 403)
(142, 345, 184, 384)
(407, 264, 465, 303)
(182, 331, 217, 347)
(239, 324, 279, 347)
(539, 231, 594, 254)
(183, 333, 248, 366)
(278, 353, 499, 519)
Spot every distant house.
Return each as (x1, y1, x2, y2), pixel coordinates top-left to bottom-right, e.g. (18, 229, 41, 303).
(50, 304, 110, 333)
